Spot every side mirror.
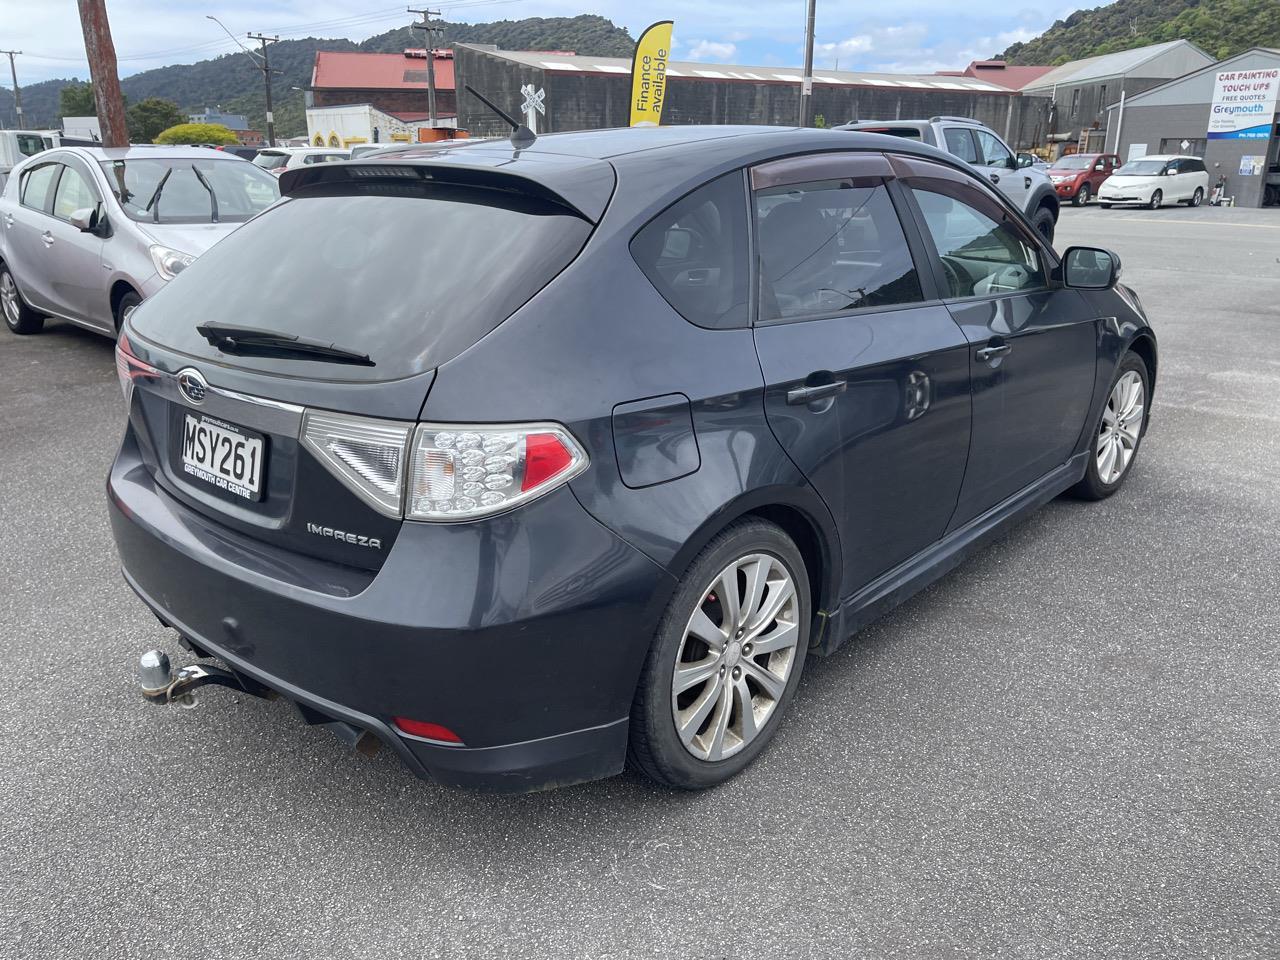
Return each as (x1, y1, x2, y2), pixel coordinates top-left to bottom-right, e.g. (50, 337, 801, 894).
(1016, 153, 1033, 169)
(1062, 246, 1121, 289)
(69, 207, 96, 232)
(1005, 155, 1019, 171)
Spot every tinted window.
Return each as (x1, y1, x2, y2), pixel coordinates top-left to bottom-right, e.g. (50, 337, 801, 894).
(52, 165, 97, 220)
(253, 152, 290, 170)
(15, 133, 47, 158)
(755, 180, 922, 321)
(630, 172, 748, 329)
(943, 128, 978, 163)
(1182, 158, 1206, 173)
(132, 181, 593, 383)
(20, 163, 59, 212)
(99, 157, 279, 223)
(975, 131, 1012, 168)
(911, 184, 1044, 298)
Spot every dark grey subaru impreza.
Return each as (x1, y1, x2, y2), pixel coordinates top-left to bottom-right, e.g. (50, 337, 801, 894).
(109, 125, 1156, 792)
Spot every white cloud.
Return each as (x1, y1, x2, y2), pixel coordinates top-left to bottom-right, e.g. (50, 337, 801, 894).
(686, 40, 737, 62)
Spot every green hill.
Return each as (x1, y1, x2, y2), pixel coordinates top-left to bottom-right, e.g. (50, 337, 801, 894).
(1001, 0, 1280, 65)
(0, 14, 634, 136)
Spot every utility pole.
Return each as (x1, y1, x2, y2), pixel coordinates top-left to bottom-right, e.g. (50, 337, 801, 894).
(408, 8, 441, 127)
(797, 0, 816, 127)
(246, 33, 280, 146)
(76, 0, 128, 147)
(1, 51, 23, 128)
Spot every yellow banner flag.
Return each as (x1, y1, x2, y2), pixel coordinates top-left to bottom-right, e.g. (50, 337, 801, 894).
(630, 20, 674, 127)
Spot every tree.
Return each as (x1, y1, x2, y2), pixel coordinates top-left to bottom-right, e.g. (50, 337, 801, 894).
(59, 81, 97, 117)
(127, 97, 186, 142)
(154, 122, 238, 145)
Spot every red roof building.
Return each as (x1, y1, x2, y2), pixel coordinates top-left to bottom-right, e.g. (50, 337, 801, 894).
(936, 60, 1056, 91)
(310, 49, 456, 116)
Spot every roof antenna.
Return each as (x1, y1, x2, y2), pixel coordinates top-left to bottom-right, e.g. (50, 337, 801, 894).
(465, 84, 536, 149)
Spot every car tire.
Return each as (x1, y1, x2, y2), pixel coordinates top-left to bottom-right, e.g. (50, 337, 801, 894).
(1073, 184, 1091, 206)
(1147, 190, 1163, 210)
(0, 263, 43, 335)
(1068, 351, 1150, 501)
(1029, 206, 1056, 243)
(628, 518, 811, 790)
(115, 290, 142, 333)
(1189, 187, 1204, 207)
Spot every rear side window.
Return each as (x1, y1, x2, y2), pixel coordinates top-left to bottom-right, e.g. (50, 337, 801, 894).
(943, 128, 979, 163)
(630, 172, 749, 329)
(755, 179, 922, 321)
(1183, 158, 1205, 174)
(20, 163, 59, 212)
(131, 180, 594, 382)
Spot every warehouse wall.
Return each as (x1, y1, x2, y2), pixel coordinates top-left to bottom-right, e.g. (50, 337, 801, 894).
(1115, 103, 1278, 207)
(454, 46, 1050, 149)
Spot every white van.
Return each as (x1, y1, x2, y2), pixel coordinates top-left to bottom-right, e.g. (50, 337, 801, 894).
(1098, 155, 1209, 210)
(0, 130, 60, 191)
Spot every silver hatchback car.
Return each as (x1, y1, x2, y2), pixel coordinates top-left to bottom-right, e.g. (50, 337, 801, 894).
(0, 146, 279, 338)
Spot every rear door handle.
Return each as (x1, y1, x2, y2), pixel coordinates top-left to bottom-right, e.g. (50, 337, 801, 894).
(41, 231, 54, 247)
(787, 380, 847, 405)
(976, 343, 1011, 361)
(2, 213, 13, 228)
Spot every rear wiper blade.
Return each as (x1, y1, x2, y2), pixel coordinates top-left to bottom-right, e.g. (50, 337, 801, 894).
(195, 323, 374, 366)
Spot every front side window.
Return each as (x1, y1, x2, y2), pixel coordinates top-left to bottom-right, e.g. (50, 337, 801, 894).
(20, 163, 59, 212)
(755, 179, 922, 321)
(630, 172, 748, 329)
(943, 128, 978, 163)
(52, 165, 97, 220)
(975, 131, 1013, 169)
(98, 157, 279, 223)
(910, 183, 1044, 298)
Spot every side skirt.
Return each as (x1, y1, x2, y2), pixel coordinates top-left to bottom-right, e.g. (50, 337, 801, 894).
(812, 452, 1089, 656)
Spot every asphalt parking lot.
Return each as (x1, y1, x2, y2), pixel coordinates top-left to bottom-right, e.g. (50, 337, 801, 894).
(1, 204, 1277, 959)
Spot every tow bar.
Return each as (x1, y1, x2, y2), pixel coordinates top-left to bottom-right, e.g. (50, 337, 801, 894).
(136, 649, 383, 757)
(138, 649, 275, 708)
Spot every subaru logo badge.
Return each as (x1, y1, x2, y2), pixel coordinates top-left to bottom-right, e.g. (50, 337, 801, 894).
(177, 368, 208, 405)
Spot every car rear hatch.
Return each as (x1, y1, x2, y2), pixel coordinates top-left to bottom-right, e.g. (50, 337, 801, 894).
(119, 150, 613, 571)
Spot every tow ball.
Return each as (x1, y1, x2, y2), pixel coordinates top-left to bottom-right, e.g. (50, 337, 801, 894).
(138, 649, 275, 709)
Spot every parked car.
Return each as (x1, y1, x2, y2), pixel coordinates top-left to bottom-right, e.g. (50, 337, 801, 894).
(835, 116, 1060, 242)
(349, 143, 390, 159)
(215, 145, 261, 161)
(1017, 152, 1050, 171)
(1047, 152, 1121, 206)
(110, 126, 1156, 792)
(252, 146, 351, 176)
(0, 129, 61, 191)
(0, 146, 280, 337)
(1098, 155, 1209, 209)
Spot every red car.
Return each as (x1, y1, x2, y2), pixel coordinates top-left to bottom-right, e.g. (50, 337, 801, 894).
(1049, 153, 1121, 206)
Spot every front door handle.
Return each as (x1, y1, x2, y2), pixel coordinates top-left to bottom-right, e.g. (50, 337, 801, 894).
(787, 380, 847, 405)
(40, 231, 54, 247)
(976, 343, 1011, 362)
(989, 173, 1000, 184)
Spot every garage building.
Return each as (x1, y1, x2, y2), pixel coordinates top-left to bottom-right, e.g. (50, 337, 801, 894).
(1106, 47, 1280, 207)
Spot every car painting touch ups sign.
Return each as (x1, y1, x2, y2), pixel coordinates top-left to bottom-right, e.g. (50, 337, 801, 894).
(1207, 68, 1280, 140)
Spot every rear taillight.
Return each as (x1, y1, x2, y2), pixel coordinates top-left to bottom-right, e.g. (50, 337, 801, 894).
(300, 411, 412, 518)
(406, 423, 587, 521)
(392, 717, 464, 744)
(115, 331, 160, 410)
(300, 413, 588, 522)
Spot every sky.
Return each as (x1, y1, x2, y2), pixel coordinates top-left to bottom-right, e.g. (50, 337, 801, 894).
(0, 0, 1100, 86)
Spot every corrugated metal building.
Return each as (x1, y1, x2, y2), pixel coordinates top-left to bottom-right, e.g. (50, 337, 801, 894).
(453, 45, 1051, 148)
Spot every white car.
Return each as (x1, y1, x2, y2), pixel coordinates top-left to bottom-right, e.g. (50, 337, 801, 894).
(1098, 155, 1209, 210)
(252, 147, 350, 177)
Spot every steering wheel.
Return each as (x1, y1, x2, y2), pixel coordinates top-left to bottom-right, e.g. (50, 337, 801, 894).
(940, 258, 967, 297)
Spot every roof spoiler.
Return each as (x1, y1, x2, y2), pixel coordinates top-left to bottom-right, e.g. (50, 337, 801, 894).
(279, 153, 616, 223)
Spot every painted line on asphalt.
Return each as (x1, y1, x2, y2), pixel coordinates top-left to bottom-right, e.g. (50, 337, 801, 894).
(1096, 216, 1280, 230)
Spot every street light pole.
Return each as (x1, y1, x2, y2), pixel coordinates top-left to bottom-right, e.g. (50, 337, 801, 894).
(797, 0, 816, 127)
(1, 51, 23, 128)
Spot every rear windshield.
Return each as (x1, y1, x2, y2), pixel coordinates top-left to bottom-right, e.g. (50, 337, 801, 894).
(99, 157, 279, 223)
(131, 180, 593, 382)
(253, 152, 290, 170)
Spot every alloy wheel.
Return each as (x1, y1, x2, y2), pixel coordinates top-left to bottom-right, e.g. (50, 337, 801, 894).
(1149, 190, 1163, 210)
(1, 272, 18, 326)
(672, 553, 800, 761)
(1097, 370, 1145, 484)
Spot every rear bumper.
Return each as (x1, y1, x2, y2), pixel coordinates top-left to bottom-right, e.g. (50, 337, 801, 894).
(108, 432, 673, 791)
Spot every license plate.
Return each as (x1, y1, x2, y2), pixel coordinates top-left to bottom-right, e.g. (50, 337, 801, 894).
(180, 413, 265, 500)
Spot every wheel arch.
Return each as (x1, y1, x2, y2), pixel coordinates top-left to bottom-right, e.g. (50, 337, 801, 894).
(1031, 184, 1060, 220)
(1127, 330, 1158, 399)
(109, 280, 141, 328)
